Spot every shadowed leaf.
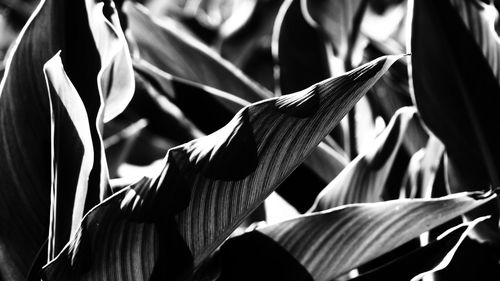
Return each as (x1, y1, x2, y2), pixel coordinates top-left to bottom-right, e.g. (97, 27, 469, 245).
(409, 0, 500, 242)
(303, 0, 366, 64)
(42, 55, 400, 280)
(217, 0, 284, 90)
(258, 192, 495, 281)
(124, 1, 271, 103)
(311, 106, 426, 211)
(0, 0, 107, 278)
(272, 0, 331, 95)
(134, 56, 348, 212)
(351, 216, 489, 281)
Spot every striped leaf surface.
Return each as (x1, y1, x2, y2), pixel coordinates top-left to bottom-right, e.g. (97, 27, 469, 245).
(258, 192, 496, 281)
(311, 107, 426, 211)
(42, 55, 401, 280)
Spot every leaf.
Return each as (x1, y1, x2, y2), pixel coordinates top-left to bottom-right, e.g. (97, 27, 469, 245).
(133, 58, 250, 136)
(364, 41, 413, 123)
(432, 236, 500, 281)
(409, 0, 500, 242)
(217, 0, 284, 90)
(409, 0, 500, 190)
(86, 0, 135, 123)
(401, 134, 445, 199)
(0, 0, 105, 279)
(350, 216, 489, 281)
(123, 2, 272, 103)
(43, 53, 96, 260)
(302, 0, 366, 64)
(134, 56, 348, 212)
(272, 0, 331, 95)
(42, 55, 400, 280)
(310, 106, 426, 211)
(104, 118, 148, 179)
(448, 0, 500, 85)
(258, 192, 496, 281)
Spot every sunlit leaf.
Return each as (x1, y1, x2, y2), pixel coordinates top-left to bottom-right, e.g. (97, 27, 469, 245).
(258, 192, 495, 281)
(0, 0, 105, 278)
(123, 1, 272, 103)
(401, 134, 445, 199)
(42, 55, 400, 280)
(351, 216, 489, 281)
(409, 0, 500, 191)
(311, 106, 426, 211)
(134, 56, 348, 212)
(448, 0, 500, 85)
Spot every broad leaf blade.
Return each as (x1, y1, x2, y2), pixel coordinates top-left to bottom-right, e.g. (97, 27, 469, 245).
(351, 217, 489, 281)
(42, 55, 400, 280)
(273, 0, 331, 95)
(311, 106, 426, 211)
(124, 2, 272, 103)
(409, 0, 500, 189)
(259, 192, 495, 281)
(0, 0, 103, 278)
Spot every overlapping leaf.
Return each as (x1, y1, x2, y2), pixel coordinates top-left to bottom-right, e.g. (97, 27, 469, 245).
(0, 0, 102, 279)
(409, 0, 500, 242)
(351, 216, 489, 281)
(134, 57, 348, 212)
(42, 55, 400, 280)
(258, 192, 496, 281)
(409, 0, 500, 190)
(217, 0, 284, 90)
(311, 106, 427, 211)
(302, 0, 366, 65)
(43, 53, 97, 261)
(123, 2, 271, 103)
(272, 0, 331, 95)
(448, 0, 500, 85)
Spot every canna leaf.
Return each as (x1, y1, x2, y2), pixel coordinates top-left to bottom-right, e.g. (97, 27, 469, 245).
(217, 0, 284, 90)
(258, 192, 496, 281)
(42, 55, 400, 280)
(409, 0, 500, 191)
(0, 0, 111, 278)
(311, 106, 426, 211)
(134, 56, 348, 212)
(43, 53, 96, 261)
(123, 1, 272, 103)
(302, 0, 366, 65)
(350, 216, 489, 281)
(448, 0, 500, 85)
(272, 0, 331, 95)
(409, 0, 500, 242)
